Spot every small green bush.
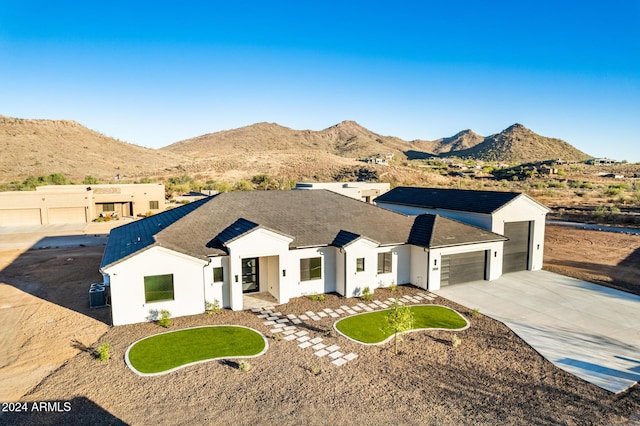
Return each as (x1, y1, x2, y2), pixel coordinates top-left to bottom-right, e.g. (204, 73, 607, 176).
(158, 310, 172, 328)
(361, 286, 373, 302)
(238, 361, 252, 372)
(205, 299, 221, 315)
(308, 294, 325, 302)
(470, 308, 480, 318)
(389, 281, 397, 292)
(96, 343, 111, 361)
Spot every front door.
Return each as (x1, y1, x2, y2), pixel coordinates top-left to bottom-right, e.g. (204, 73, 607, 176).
(242, 258, 259, 293)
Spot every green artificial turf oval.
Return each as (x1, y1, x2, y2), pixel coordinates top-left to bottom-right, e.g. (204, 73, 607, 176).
(126, 325, 267, 375)
(334, 305, 468, 344)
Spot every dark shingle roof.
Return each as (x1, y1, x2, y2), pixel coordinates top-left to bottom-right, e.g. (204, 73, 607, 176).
(375, 186, 524, 214)
(100, 190, 507, 269)
(100, 197, 210, 269)
(409, 214, 506, 248)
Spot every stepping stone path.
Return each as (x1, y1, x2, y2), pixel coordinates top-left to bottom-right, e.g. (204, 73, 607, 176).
(250, 291, 438, 367)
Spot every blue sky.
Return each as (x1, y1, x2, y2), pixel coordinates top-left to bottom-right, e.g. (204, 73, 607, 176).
(1, 1, 639, 161)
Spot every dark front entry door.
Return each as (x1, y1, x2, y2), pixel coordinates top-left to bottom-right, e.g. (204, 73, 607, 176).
(242, 258, 259, 293)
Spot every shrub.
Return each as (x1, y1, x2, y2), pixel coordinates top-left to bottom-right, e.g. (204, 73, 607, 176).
(238, 361, 252, 372)
(389, 281, 397, 292)
(308, 294, 325, 302)
(470, 308, 480, 318)
(309, 366, 321, 376)
(361, 286, 373, 302)
(205, 299, 221, 315)
(158, 310, 172, 328)
(451, 334, 462, 348)
(96, 343, 111, 361)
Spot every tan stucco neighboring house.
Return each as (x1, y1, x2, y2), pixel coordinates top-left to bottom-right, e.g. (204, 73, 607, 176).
(0, 183, 165, 226)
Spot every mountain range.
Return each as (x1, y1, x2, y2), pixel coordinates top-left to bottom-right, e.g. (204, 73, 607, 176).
(0, 115, 591, 183)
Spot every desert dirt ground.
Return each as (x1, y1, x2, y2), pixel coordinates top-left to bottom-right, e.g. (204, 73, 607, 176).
(0, 227, 639, 425)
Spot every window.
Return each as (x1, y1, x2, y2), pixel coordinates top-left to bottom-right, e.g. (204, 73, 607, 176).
(149, 200, 159, 210)
(102, 203, 115, 212)
(144, 274, 174, 303)
(356, 257, 365, 272)
(300, 257, 321, 281)
(377, 252, 392, 274)
(213, 267, 223, 283)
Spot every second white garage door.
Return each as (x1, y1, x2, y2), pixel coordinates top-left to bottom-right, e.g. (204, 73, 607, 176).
(48, 207, 87, 224)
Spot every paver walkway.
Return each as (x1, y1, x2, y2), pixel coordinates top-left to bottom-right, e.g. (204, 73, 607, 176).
(250, 292, 438, 366)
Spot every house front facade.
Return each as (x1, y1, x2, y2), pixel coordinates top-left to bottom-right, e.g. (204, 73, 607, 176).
(100, 190, 508, 326)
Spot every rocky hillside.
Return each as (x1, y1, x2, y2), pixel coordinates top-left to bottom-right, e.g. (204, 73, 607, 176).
(0, 116, 182, 182)
(443, 124, 591, 162)
(163, 120, 412, 159)
(0, 115, 592, 185)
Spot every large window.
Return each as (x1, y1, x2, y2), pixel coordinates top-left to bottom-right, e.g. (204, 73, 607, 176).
(213, 267, 223, 283)
(377, 252, 392, 274)
(300, 257, 321, 281)
(144, 274, 174, 303)
(356, 257, 365, 272)
(149, 200, 160, 210)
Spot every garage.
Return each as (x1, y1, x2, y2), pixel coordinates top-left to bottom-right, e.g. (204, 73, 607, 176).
(0, 208, 42, 226)
(503, 221, 531, 273)
(440, 250, 487, 286)
(48, 207, 87, 224)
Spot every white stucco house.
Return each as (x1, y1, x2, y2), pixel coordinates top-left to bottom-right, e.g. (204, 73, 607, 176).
(100, 190, 513, 326)
(375, 186, 550, 275)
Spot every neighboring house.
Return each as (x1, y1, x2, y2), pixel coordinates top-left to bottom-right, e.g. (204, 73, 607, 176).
(100, 190, 507, 326)
(587, 158, 617, 165)
(294, 182, 390, 204)
(375, 187, 549, 274)
(0, 184, 165, 226)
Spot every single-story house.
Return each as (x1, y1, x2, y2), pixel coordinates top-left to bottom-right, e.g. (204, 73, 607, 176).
(374, 187, 549, 274)
(100, 190, 508, 325)
(294, 181, 390, 204)
(0, 183, 165, 226)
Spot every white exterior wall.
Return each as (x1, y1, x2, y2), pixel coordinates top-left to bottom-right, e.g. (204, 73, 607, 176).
(104, 246, 208, 326)
(342, 239, 379, 297)
(203, 256, 226, 308)
(288, 246, 337, 298)
(225, 228, 293, 310)
(492, 196, 547, 271)
(427, 241, 504, 291)
(373, 245, 410, 288)
(410, 245, 430, 290)
(375, 202, 492, 230)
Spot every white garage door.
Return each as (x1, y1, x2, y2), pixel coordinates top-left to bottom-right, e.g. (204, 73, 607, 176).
(0, 209, 42, 226)
(48, 207, 87, 224)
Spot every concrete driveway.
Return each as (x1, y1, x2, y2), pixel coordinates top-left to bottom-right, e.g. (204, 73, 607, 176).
(436, 270, 640, 393)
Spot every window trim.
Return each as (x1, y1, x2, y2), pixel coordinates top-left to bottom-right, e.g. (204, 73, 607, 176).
(377, 252, 393, 274)
(213, 267, 223, 283)
(300, 257, 322, 281)
(144, 274, 175, 303)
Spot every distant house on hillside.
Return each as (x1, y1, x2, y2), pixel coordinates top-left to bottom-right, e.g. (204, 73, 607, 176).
(587, 158, 617, 165)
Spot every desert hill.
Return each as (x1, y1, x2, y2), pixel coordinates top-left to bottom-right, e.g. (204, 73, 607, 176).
(163, 120, 413, 159)
(0, 115, 592, 185)
(443, 123, 591, 162)
(0, 116, 182, 182)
